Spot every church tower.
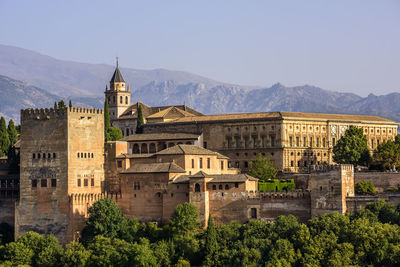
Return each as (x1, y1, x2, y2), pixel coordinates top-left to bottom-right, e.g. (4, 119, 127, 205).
(105, 58, 131, 121)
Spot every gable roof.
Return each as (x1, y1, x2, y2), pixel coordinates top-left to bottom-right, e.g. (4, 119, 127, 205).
(110, 67, 125, 83)
(122, 162, 185, 174)
(156, 144, 229, 159)
(120, 133, 201, 142)
(147, 106, 197, 119)
(172, 173, 258, 183)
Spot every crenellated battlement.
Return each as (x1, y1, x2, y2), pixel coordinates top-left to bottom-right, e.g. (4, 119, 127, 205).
(209, 189, 310, 201)
(21, 107, 103, 121)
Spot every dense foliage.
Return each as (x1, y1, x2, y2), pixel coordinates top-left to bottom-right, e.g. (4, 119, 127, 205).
(258, 179, 295, 192)
(0, 117, 10, 157)
(135, 105, 144, 134)
(355, 181, 377, 195)
(371, 137, 400, 171)
(248, 154, 278, 180)
(104, 99, 123, 142)
(333, 126, 370, 166)
(2, 200, 400, 266)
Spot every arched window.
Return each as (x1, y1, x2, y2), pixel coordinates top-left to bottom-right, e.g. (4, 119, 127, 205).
(125, 96, 128, 104)
(212, 185, 216, 190)
(91, 153, 94, 158)
(120, 96, 123, 104)
(77, 153, 80, 158)
(133, 144, 140, 154)
(149, 143, 156, 153)
(219, 184, 223, 190)
(53, 153, 56, 159)
(141, 143, 148, 153)
(195, 183, 201, 192)
(225, 184, 229, 190)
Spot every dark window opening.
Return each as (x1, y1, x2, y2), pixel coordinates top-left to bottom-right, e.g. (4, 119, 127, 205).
(207, 158, 211, 169)
(203, 142, 207, 148)
(212, 185, 216, 190)
(251, 208, 257, 219)
(32, 179, 37, 188)
(199, 158, 203, 168)
(117, 161, 122, 168)
(219, 184, 223, 190)
(53, 153, 56, 159)
(84, 179, 88, 187)
(91, 179, 94, 187)
(32, 153, 36, 159)
(41, 179, 47, 188)
(51, 179, 57, 187)
(244, 161, 249, 168)
(225, 184, 229, 190)
(48, 153, 51, 159)
(195, 183, 200, 192)
(235, 182, 239, 188)
(38, 153, 40, 159)
(192, 159, 195, 168)
(221, 160, 224, 170)
(43, 153, 46, 159)
(77, 179, 81, 187)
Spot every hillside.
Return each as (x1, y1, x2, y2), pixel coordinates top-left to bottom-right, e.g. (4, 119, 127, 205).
(0, 44, 399, 124)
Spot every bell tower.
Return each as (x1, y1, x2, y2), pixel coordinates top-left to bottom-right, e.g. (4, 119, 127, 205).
(105, 58, 131, 121)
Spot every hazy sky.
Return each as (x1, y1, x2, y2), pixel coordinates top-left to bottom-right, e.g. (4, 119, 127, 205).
(0, 0, 399, 96)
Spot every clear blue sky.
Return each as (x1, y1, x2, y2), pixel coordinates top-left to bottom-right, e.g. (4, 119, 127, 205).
(0, 0, 399, 96)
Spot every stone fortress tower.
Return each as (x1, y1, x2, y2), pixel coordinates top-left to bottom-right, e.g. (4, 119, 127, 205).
(104, 58, 131, 121)
(15, 107, 105, 244)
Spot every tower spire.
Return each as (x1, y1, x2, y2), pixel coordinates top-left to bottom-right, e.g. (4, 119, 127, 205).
(116, 56, 119, 68)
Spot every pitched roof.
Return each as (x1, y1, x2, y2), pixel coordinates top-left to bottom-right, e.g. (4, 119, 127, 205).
(147, 106, 197, 119)
(122, 162, 185, 174)
(151, 111, 396, 124)
(172, 173, 258, 183)
(156, 144, 229, 159)
(110, 67, 125, 83)
(120, 133, 201, 142)
(118, 102, 203, 120)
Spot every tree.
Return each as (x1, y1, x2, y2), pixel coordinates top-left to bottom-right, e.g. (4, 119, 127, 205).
(104, 99, 111, 135)
(372, 140, 400, 171)
(355, 182, 376, 195)
(248, 154, 277, 180)
(0, 117, 10, 156)
(58, 100, 66, 109)
(107, 127, 123, 141)
(168, 203, 200, 235)
(203, 214, 218, 266)
(7, 120, 18, 146)
(81, 198, 127, 244)
(136, 104, 144, 134)
(69, 100, 72, 108)
(54, 102, 58, 109)
(61, 242, 90, 267)
(333, 126, 370, 166)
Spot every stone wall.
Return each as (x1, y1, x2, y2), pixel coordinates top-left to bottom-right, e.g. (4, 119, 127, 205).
(0, 199, 15, 226)
(355, 172, 400, 192)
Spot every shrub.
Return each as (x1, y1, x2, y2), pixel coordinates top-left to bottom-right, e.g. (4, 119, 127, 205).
(355, 182, 376, 195)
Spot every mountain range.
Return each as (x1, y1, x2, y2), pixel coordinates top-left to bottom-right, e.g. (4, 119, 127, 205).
(0, 44, 399, 124)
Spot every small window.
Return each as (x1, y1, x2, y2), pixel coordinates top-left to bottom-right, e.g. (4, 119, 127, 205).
(191, 159, 195, 168)
(203, 142, 207, 148)
(291, 161, 294, 167)
(207, 158, 211, 169)
(43, 153, 46, 159)
(235, 182, 239, 188)
(84, 153, 87, 158)
(244, 161, 249, 168)
(320, 186, 323, 191)
(195, 183, 200, 192)
(157, 192, 161, 197)
(77, 179, 81, 187)
(81, 152, 83, 158)
(219, 184, 223, 190)
(91, 178, 94, 187)
(125, 96, 128, 104)
(225, 184, 229, 190)
(199, 158, 203, 168)
(117, 161, 122, 168)
(251, 208, 257, 219)
(32, 179, 37, 188)
(221, 160, 224, 170)
(48, 153, 51, 159)
(120, 96, 123, 104)
(84, 179, 88, 187)
(212, 185, 216, 190)
(38, 153, 40, 159)
(41, 179, 47, 188)
(53, 153, 56, 159)
(32, 153, 36, 159)
(91, 153, 94, 158)
(77, 153, 80, 158)
(51, 179, 57, 187)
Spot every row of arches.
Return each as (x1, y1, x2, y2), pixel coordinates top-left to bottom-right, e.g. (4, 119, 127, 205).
(130, 141, 193, 154)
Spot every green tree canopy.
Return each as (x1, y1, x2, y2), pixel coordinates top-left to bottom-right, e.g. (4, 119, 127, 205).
(82, 198, 127, 244)
(106, 127, 123, 142)
(7, 119, 18, 146)
(54, 101, 58, 109)
(0, 117, 10, 156)
(355, 182, 376, 195)
(203, 214, 218, 266)
(168, 203, 200, 236)
(136, 104, 144, 134)
(58, 100, 66, 109)
(104, 98, 110, 135)
(69, 100, 72, 108)
(333, 126, 370, 166)
(248, 154, 278, 180)
(61, 242, 91, 267)
(372, 140, 400, 171)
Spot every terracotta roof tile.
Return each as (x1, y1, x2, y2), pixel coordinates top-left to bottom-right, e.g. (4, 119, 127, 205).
(122, 162, 185, 173)
(120, 133, 201, 142)
(156, 145, 229, 158)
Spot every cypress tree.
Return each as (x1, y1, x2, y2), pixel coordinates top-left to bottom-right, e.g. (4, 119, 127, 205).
(135, 105, 144, 134)
(203, 214, 218, 266)
(54, 102, 58, 109)
(104, 99, 111, 141)
(58, 100, 66, 109)
(7, 119, 18, 146)
(0, 117, 10, 157)
(69, 100, 72, 108)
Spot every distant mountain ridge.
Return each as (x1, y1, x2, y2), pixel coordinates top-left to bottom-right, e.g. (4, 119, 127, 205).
(0, 44, 399, 124)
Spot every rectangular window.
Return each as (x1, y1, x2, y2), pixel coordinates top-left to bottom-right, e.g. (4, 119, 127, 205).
(191, 159, 195, 168)
(332, 138, 336, 147)
(322, 138, 326, 147)
(296, 137, 299, 147)
(77, 179, 81, 187)
(51, 179, 57, 187)
(203, 142, 207, 148)
(289, 136, 293, 146)
(309, 137, 313, 147)
(91, 178, 94, 187)
(291, 161, 294, 167)
(32, 153, 36, 159)
(221, 160, 224, 170)
(199, 158, 203, 168)
(41, 179, 47, 188)
(117, 161, 122, 168)
(207, 158, 210, 169)
(134, 182, 140, 190)
(251, 208, 257, 219)
(244, 137, 249, 148)
(84, 179, 88, 187)
(262, 136, 266, 147)
(298, 161, 300, 167)
(253, 136, 257, 148)
(316, 137, 320, 147)
(303, 137, 306, 147)
(235, 136, 240, 148)
(270, 135, 275, 147)
(235, 182, 239, 188)
(227, 137, 232, 148)
(371, 139, 374, 149)
(32, 179, 37, 188)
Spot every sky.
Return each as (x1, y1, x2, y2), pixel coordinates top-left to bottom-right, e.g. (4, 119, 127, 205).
(0, 0, 399, 96)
